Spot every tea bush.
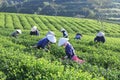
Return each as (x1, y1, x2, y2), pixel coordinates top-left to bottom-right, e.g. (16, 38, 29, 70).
(0, 52, 102, 80)
(0, 12, 120, 80)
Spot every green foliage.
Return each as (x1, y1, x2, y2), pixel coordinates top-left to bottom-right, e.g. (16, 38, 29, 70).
(5, 14, 14, 29)
(0, 14, 5, 28)
(0, 71, 6, 80)
(26, 16, 40, 30)
(1, 0, 120, 22)
(12, 15, 23, 29)
(39, 16, 57, 31)
(32, 16, 48, 30)
(0, 13, 120, 37)
(0, 52, 100, 80)
(18, 15, 31, 29)
(0, 12, 120, 80)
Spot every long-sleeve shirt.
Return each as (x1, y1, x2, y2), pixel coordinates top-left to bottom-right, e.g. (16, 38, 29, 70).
(94, 36, 105, 43)
(30, 30, 39, 36)
(65, 42, 75, 59)
(75, 34, 81, 39)
(11, 31, 19, 37)
(37, 37, 49, 49)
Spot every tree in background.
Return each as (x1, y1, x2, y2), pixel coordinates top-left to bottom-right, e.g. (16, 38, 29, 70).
(51, 0, 57, 16)
(88, 0, 112, 30)
(88, 0, 112, 19)
(37, 1, 58, 16)
(0, 0, 9, 10)
(81, 8, 95, 18)
(0, 0, 3, 3)
(12, 0, 24, 13)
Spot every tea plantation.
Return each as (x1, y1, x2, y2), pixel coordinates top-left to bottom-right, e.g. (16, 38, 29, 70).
(0, 13, 120, 80)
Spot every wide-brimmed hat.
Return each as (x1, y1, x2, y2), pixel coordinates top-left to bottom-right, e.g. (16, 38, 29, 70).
(16, 29, 22, 34)
(47, 35, 56, 43)
(31, 26, 37, 31)
(61, 28, 65, 32)
(58, 38, 69, 46)
(47, 31, 55, 36)
(97, 32, 105, 37)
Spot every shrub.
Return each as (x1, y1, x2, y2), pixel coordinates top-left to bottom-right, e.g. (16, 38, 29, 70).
(0, 71, 6, 80)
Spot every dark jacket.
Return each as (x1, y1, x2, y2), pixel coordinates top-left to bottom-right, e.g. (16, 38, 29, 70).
(30, 30, 39, 36)
(11, 31, 19, 37)
(94, 36, 105, 43)
(62, 31, 68, 38)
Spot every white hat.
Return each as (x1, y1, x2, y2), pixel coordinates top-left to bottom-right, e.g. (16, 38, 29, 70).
(31, 26, 37, 31)
(58, 38, 69, 46)
(47, 31, 55, 36)
(47, 35, 56, 43)
(16, 29, 22, 34)
(97, 32, 105, 37)
(61, 28, 65, 32)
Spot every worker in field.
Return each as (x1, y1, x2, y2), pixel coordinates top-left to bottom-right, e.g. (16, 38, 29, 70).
(32, 34, 56, 52)
(30, 26, 39, 36)
(46, 30, 55, 36)
(11, 29, 22, 38)
(74, 33, 82, 40)
(94, 31, 105, 43)
(58, 38, 85, 64)
(61, 28, 68, 38)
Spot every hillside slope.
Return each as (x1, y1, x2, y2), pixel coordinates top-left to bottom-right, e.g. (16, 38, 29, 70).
(0, 13, 120, 37)
(0, 13, 120, 80)
(1, 0, 120, 22)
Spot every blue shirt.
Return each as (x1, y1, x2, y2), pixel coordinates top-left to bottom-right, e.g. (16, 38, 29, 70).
(37, 37, 49, 49)
(65, 42, 75, 59)
(75, 35, 81, 39)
